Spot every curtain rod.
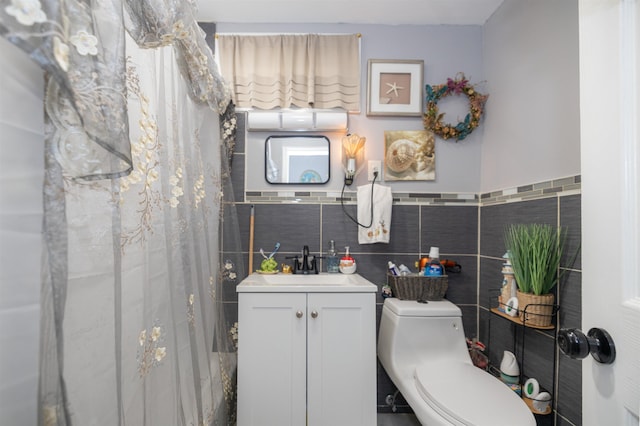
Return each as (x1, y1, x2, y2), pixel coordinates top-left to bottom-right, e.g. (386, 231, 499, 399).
(215, 33, 361, 39)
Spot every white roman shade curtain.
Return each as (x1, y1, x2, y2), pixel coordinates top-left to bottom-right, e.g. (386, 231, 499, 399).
(217, 34, 361, 111)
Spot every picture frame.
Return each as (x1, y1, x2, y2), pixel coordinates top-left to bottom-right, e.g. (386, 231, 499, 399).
(366, 59, 424, 117)
(384, 130, 436, 181)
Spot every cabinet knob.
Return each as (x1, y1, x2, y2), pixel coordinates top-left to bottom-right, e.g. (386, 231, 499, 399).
(311, 310, 318, 318)
(296, 310, 303, 318)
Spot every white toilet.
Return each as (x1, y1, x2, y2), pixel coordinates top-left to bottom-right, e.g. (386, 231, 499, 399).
(377, 298, 536, 425)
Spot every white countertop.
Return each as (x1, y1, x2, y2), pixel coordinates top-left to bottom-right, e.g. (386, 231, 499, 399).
(236, 272, 378, 293)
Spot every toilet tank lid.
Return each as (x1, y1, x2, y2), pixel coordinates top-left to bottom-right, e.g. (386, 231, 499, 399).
(383, 298, 462, 317)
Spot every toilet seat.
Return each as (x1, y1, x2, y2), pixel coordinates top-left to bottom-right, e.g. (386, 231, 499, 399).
(414, 362, 535, 426)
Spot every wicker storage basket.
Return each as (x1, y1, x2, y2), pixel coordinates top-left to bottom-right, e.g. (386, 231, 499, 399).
(387, 273, 449, 301)
(517, 291, 555, 327)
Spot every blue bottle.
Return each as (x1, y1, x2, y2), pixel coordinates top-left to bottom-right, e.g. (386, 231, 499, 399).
(424, 247, 443, 276)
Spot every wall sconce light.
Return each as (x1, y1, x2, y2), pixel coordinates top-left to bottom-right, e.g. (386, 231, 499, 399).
(342, 133, 366, 185)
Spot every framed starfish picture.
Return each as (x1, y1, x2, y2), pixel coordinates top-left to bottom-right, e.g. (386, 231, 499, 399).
(367, 59, 424, 116)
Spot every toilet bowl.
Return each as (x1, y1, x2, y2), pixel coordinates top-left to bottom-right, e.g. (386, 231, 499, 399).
(377, 298, 535, 426)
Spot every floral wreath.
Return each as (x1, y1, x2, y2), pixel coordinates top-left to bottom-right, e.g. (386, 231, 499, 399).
(423, 73, 488, 141)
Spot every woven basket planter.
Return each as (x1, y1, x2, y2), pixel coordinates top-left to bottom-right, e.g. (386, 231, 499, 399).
(387, 273, 449, 301)
(517, 291, 555, 327)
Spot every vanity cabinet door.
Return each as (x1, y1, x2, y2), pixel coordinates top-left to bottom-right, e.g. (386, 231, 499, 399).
(307, 292, 377, 426)
(237, 292, 307, 426)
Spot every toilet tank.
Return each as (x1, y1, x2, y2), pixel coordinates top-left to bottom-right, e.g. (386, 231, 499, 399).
(378, 299, 472, 369)
(384, 298, 462, 317)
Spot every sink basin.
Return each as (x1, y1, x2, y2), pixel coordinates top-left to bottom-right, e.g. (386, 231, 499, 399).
(237, 272, 377, 293)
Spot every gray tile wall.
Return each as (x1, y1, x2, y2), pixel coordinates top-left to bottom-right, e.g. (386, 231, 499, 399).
(478, 195, 582, 426)
(224, 112, 582, 425)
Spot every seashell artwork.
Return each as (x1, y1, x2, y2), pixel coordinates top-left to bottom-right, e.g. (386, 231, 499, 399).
(384, 130, 436, 181)
(386, 139, 418, 173)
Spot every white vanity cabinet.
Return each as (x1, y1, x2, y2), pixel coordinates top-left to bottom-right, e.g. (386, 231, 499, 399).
(236, 273, 377, 426)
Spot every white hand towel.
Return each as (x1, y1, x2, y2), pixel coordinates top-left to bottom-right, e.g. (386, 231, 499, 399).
(357, 184, 392, 244)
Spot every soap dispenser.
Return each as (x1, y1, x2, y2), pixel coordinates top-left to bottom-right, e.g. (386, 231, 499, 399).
(339, 246, 357, 274)
(326, 240, 340, 273)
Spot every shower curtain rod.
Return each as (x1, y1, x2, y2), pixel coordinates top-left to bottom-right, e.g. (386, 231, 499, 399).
(215, 32, 362, 38)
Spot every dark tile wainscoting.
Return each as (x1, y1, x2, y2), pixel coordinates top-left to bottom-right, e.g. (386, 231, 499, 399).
(224, 112, 582, 426)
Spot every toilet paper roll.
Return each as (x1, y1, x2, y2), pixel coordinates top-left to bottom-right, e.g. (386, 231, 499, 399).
(505, 297, 519, 317)
(533, 391, 552, 413)
(523, 378, 540, 399)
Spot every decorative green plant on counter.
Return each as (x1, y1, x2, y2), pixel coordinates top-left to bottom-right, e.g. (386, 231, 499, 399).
(504, 223, 571, 296)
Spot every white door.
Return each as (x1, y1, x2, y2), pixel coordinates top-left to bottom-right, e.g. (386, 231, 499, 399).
(580, 1, 640, 424)
(237, 292, 307, 426)
(307, 292, 376, 426)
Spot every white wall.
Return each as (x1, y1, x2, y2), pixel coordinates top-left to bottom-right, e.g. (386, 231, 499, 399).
(217, 23, 485, 193)
(481, 0, 580, 192)
(0, 38, 44, 425)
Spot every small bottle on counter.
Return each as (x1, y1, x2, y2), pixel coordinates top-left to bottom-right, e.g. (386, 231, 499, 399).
(326, 240, 340, 273)
(398, 264, 412, 276)
(417, 257, 430, 274)
(339, 246, 357, 274)
(424, 247, 444, 277)
(388, 261, 400, 276)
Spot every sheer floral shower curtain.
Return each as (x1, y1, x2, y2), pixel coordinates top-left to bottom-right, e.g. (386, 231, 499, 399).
(1, 1, 241, 425)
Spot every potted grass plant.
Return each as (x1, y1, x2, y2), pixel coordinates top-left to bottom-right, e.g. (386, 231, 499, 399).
(503, 224, 570, 326)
